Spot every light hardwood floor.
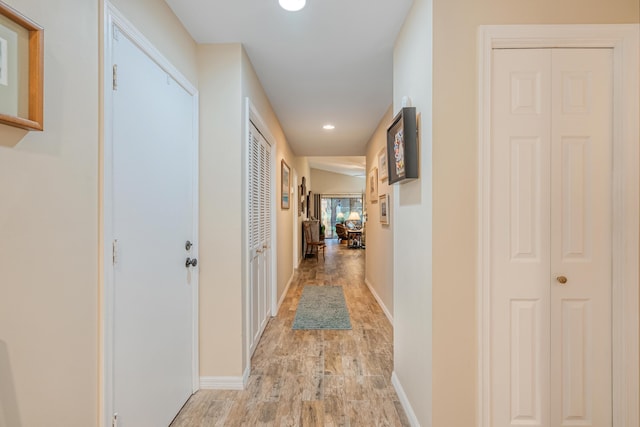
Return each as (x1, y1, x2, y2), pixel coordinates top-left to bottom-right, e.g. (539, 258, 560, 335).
(171, 239, 409, 426)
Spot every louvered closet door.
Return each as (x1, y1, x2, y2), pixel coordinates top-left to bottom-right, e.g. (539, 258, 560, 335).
(490, 48, 612, 427)
(248, 122, 272, 355)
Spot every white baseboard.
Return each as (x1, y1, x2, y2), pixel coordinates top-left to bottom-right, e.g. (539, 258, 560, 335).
(392, 371, 421, 427)
(243, 365, 250, 387)
(276, 273, 294, 315)
(365, 278, 393, 325)
(200, 366, 249, 391)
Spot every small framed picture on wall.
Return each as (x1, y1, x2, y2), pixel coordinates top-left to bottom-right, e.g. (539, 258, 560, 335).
(368, 167, 378, 203)
(379, 194, 389, 225)
(281, 160, 290, 209)
(378, 147, 388, 181)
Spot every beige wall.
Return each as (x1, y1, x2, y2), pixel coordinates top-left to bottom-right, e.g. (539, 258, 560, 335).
(240, 46, 304, 358)
(431, 1, 639, 426)
(0, 0, 197, 425)
(198, 44, 301, 377)
(2, 1, 632, 425)
(392, 0, 434, 424)
(198, 44, 244, 377)
(390, 0, 640, 425)
(309, 168, 365, 195)
(289, 158, 311, 271)
(364, 107, 394, 319)
(0, 1, 99, 425)
(108, 0, 198, 84)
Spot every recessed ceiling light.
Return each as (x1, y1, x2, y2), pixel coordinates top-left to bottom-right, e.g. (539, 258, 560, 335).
(323, 124, 335, 130)
(279, 0, 306, 12)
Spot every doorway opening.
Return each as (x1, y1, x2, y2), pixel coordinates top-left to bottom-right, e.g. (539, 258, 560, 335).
(320, 194, 363, 239)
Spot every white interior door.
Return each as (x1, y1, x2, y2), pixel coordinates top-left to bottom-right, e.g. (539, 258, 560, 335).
(111, 28, 196, 427)
(549, 49, 612, 425)
(490, 48, 612, 427)
(248, 122, 272, 355)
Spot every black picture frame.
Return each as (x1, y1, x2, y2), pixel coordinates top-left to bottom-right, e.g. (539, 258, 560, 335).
(386, 107, 418, 184)
(299, 176, 307, 216)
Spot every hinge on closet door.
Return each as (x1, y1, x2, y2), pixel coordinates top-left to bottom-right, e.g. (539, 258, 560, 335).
(112, 413, 118, 427)
(112, 64, 118, 91)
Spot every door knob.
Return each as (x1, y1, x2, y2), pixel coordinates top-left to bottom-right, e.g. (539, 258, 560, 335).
(556, 275, 568, 284)
(185, 257, 198, 268)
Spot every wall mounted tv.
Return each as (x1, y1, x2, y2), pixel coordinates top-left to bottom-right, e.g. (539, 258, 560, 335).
(386, 107, 418, 184)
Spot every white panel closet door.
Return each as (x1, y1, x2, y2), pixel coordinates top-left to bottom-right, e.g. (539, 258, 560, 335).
(490, 48, 612, 427)
(111, 30, 195, 427)
(549, 49, 612, 426)
(491, 49, 552, 427)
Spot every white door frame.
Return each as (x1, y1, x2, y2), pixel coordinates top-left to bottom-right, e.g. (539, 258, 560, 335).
(101, 3, 200, 426)
(292, 168, 299, 269)
(243, 98, 277, 370)
(477, 24, 639, 427)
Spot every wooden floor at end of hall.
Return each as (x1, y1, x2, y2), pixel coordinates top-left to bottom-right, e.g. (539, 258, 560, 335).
(171, 239, 410, 427)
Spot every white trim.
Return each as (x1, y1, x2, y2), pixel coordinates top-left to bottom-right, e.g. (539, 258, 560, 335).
(101, 3, 200, 426)
(276, 273, 295, 314)
(243, 100, 250, 375)
(364, 279, 393, 325)
(391, 372, 421, 427)
(199, 366, 250, 390)
(477, 24, 639, 427)
(100, 6, 115, 425)
(200, 366, 250, 391)
(199, 377, 244, 390)
(292, 168, 299, 269)
(190, 90, 200, 393)
(243, 99, 251, 376)
(243, 365, 250, 388)
(244, 98, 279, 372)
(105, 4, 196, 95)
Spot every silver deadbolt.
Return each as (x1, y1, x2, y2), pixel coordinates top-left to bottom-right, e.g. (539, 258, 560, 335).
(185, 257, 197, 268)
(185, 240, 193, 251)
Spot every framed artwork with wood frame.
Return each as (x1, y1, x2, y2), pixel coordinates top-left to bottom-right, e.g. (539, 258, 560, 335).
(281, 160, 290, 209)
(368, 167, 378, 203)
(379, 194, 389, 225)
(0, 2, 43, 131)
(378, 147, 388, 181)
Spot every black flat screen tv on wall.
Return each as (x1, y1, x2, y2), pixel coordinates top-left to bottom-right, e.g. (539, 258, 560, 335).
(386, 107, 418, 184)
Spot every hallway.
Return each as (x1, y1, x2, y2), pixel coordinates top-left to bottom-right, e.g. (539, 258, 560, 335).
(171, 240, 409, 426)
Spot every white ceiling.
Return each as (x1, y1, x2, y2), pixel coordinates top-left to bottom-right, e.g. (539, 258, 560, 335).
(308, 156, 366, 177)
(164, 0, 414, 157)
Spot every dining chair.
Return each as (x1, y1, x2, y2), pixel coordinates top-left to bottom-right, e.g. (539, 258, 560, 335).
(303, 222, 325, 261)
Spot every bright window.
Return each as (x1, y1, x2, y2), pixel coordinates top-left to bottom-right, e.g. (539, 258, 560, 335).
(320, 195, 363, 238)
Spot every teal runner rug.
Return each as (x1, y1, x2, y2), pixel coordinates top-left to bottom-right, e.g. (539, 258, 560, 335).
(292, 285, 352, 330)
